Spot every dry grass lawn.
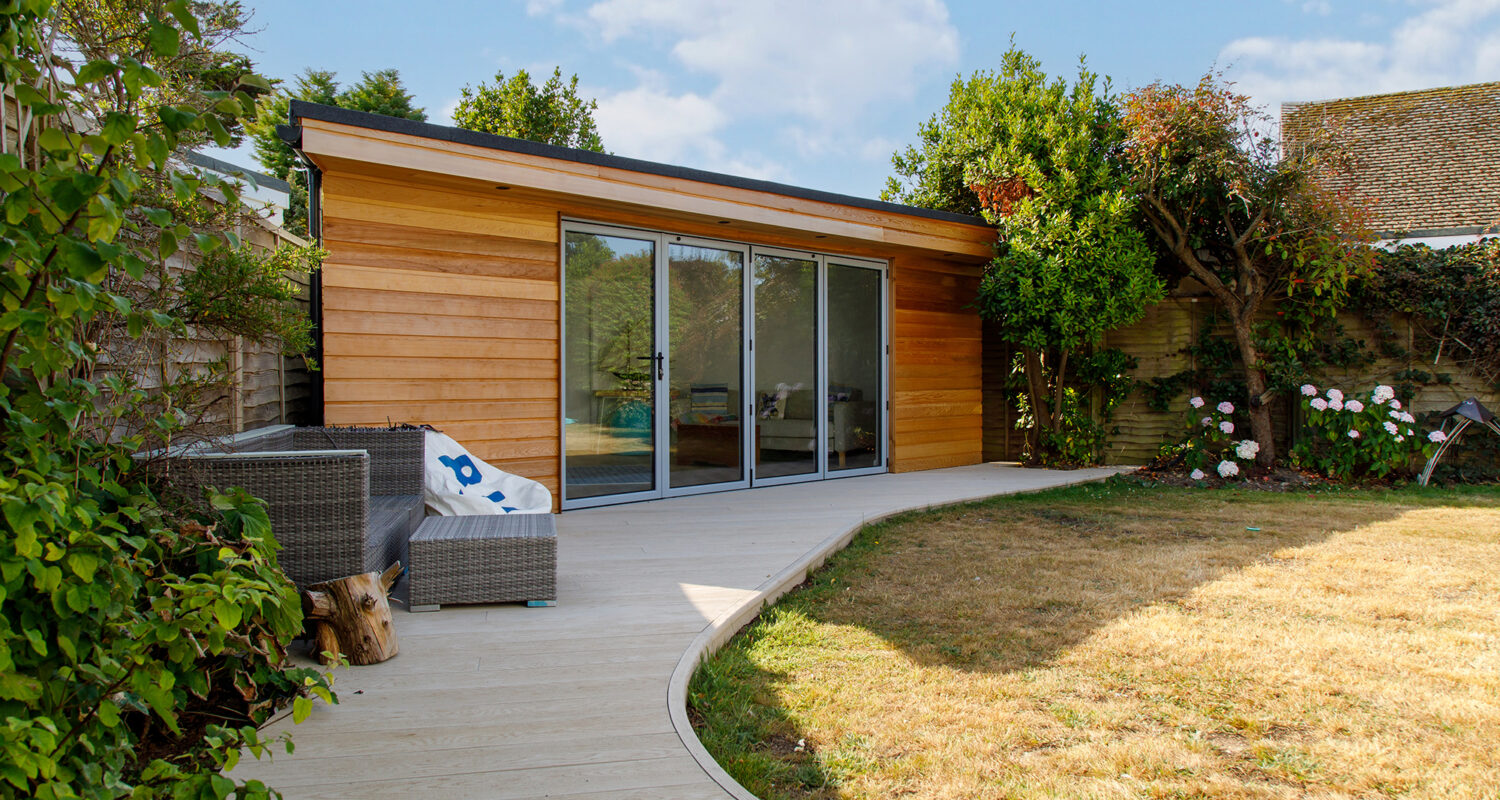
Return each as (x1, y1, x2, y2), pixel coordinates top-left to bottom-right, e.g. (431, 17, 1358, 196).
(689, 481, 1500, 799)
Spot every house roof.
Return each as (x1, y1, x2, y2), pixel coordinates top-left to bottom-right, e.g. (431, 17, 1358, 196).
(1282, 81, 1500, 237)
(282, 100, 987, 229)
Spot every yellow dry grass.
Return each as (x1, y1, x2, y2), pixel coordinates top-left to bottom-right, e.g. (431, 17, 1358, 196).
(690, 483, 1500, 799)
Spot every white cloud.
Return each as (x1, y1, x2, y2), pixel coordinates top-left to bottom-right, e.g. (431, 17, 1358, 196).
(585, 0, 957, 124)
(557, 0, 956, 180)
(435, 95, 462, 127)
(525, 0, 563, 16)
(1221, 0, 1500, 113)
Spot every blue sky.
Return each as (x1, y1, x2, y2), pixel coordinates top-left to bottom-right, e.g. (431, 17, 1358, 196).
(214, 0, 1500, 199)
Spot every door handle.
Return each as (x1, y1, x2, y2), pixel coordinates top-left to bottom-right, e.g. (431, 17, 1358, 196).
(655, 352, 664, 380)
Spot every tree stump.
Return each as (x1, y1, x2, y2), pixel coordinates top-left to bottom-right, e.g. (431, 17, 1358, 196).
(303, 563, 402, 666)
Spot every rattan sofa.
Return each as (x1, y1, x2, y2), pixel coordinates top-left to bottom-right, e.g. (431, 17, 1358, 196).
(169, 425, 425, 589)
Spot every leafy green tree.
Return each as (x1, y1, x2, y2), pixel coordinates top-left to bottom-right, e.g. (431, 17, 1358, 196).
(886, 47, 1162, 464)
(1119, 75, 1374, 467)
(247, 68, 424, 235)
(453, 66, 604, 152)
(0, 3, 330, 798)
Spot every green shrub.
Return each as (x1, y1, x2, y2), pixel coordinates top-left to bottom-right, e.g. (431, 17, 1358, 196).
(1290, 384, 1437, 481)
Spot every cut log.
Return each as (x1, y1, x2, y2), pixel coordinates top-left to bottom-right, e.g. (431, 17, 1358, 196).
(302, 563, 403, 666)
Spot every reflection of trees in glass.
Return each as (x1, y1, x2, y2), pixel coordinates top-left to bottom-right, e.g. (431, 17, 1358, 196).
(669, 247, 742, 416)
(565, 233, 653, 394)
(753, 256, 817, 390)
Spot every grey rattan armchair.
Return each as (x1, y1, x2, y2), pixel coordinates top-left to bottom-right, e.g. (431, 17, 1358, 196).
(170, 425, 425, 589)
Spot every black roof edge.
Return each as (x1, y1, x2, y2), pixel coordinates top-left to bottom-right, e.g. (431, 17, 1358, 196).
(275, 123, 300, 148)
(286, 100, 990, 229)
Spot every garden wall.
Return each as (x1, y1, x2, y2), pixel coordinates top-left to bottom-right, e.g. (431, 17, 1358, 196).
(1098, 298, 1500, 464)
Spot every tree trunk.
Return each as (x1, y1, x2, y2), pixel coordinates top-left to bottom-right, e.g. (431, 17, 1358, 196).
(302, 563, 402, 666)
(1021, 346, 1050, 461)
(1229, 313, 1277, 467)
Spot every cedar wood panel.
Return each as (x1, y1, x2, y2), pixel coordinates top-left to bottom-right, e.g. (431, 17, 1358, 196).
(317, 169, 986, 506)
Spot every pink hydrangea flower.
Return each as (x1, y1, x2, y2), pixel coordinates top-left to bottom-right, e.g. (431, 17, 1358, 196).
(1201, 416, 1213, 427)
(1372, 385, 1395, 404)
(1189, 396, 1205, 408)
(1190, 468, 1206, 481)
(1383, 421, 1399, 435)
(1310, 397, 1328, 411)
(1327, 388, 1344, 402)
(1219, 421, 1235, 434)
(1217, 401, 1235, 414)
(1428, 430, 1448, 443)
(1300, 384, 1318, 396)
(1348, 429, 1360, 439)
(1329, 399, 1344, 411)
(1390, 399, 1402, 410)
(1345, 400, 1365, 413)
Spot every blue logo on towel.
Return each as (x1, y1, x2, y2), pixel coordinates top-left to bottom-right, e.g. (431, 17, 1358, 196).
(440, 455, 482, 492)
(486, 490, 506, 503)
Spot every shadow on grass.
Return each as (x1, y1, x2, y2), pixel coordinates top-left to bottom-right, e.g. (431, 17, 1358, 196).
(688, 479, 1500, 799)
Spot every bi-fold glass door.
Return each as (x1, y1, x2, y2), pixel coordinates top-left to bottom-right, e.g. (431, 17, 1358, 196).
(562, 222, 886, 509)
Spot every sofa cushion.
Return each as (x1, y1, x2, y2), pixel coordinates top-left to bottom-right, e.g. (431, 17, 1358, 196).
(369, 494, 423, 571)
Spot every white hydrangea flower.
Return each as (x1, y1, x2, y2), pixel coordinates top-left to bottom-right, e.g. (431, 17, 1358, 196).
(1190, 468, 1206, 481)
(1217, 460, 1239, 478)
(1201, 416, 1213, 427)
(1189, 396, 1205, 408)
(1217, 401, 1235, 414)
(1402, 412, 1416, 424)
(1406, 428, 1415, 436)
(1395, 435, 1406, 443)
(1219, 421, 1235, 434)
(1310, 397, 1328, 411)
(1428, 430, 1448, 443)
(1371, 385, 1395, 404)
(1327, 388, 1344, 402)
(1348, 429, 1360, 439)
(1300, 383, 1318, 396)
(1345, 400, 1365, 413)
(1390, 399, 1402, 410)
(1235, 440, 1260, 459)
(1329, 399, 1344, 411)
(1383, 421, 1399, 435)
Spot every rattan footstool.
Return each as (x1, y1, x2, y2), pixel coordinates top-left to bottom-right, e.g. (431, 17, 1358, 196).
(407, 514, 557, 611)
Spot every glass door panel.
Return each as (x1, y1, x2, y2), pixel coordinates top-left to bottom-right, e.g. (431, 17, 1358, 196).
(668, 243, 745, 489)
(563, 231, 656, 500)
(753, 253, 819, 479)
(827, 263, 883, 471)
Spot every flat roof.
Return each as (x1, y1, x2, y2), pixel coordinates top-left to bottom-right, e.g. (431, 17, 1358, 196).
(284, 100, 988, 229)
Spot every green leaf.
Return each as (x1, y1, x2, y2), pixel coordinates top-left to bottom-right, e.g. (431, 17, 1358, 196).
(212, 600, 242, 629)
(291, 696, 312, 724)
(144, 207, 172, 227)
(166, 0, 201, 37)
(37, 127, 70, 153)
(159, 230, 178, 260)
(147, 22, 181, 58)
(237, 73, 273, 92)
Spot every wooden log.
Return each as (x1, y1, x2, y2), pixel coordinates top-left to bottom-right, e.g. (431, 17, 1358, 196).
(303, 563, 403, 666)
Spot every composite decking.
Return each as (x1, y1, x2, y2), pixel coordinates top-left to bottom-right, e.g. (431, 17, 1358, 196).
(233, 463, 1122, 799)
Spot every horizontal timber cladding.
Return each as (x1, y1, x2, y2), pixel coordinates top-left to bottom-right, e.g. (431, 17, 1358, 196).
(890, 256, 984, 472)
(319, 170, 564, 500)
(316, 166, 992, 507)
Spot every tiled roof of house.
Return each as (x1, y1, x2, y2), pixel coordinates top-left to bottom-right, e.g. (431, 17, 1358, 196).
(1282, 81, 1500, 237)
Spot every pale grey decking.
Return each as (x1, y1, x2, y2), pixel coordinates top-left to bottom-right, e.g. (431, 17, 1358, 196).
(233, 463, 1121, 799)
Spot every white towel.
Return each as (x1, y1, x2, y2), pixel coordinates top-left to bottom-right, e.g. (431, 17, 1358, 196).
(423, 431, 552, 515)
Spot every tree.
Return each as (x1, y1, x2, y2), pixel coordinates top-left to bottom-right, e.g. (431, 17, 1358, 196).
(453, 66, 604, 152)
(1119, 75, 1374, 467)
(885, 48, 1162, 464)
(247, 68, 424, 234)
(0, 2, 331, 798)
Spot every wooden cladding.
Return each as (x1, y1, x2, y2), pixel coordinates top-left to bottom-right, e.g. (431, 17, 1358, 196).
(314, 154, 991, 505)
(319, 171, 563, 498)
(890, 257, 984, 472)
